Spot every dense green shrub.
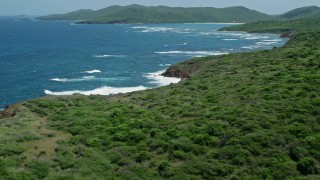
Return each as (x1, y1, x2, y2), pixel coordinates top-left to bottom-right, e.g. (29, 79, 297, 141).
(26, 160, 50, 179)
(297, 157, 316, 175)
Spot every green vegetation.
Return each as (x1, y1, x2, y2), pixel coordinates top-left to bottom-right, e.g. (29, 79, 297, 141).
(276, 6, 320, 20)
(219, 17, 320, 35)
(39, 4, 272, 23)
(39, 5, 320, 24)
(1, 18, 320, 179)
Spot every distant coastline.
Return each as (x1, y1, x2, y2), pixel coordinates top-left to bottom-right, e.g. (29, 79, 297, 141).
(39, 5, 273, 24)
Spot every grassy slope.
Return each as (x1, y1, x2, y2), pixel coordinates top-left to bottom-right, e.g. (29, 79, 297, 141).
(1, 20, 320, 179)
(277, 6, 320, 20)
(40, 5, 272, 23)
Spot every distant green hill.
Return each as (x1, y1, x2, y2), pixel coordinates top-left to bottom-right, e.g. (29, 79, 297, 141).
(39, 4, 273, 23)
(219, 17, 320, 35)
(277, 6, 320, 20)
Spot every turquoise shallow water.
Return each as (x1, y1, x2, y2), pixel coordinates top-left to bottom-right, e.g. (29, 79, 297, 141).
(0, 17, 288, 109)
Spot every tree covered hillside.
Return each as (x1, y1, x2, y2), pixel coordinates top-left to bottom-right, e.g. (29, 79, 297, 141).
(0, 18, 320, 179)
(39, 4, 272, 23)
(219, 17, 320, 35)
(277, 6, 320, 20)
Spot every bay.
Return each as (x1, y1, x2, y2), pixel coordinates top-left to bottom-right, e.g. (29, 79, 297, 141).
(0, 17, 288, 109)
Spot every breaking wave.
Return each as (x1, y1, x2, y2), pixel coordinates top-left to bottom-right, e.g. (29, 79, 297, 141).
(50, 76, 127, 82)
(44, 86, 148, 96)
(159, 64, 171, 67)
(84, 70, 101, 74)
(143, 70, 181, 86)
(262, 39, 283, 42)
(155, 50, 228, 57)
(132, 26, 194, 33)
(93, 54, 126, 58)
(256, 41, 278, 45)
(50, 77, 94, 82)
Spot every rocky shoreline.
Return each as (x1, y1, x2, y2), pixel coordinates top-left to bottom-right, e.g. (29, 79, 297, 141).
(0, 104, 19, 119)
(161, 66, 192, 78)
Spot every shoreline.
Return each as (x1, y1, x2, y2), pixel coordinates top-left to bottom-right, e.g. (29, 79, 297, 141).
(0, 24, 288, 113)
(43, 69, 181, 96)
(74, 21, 247, 25)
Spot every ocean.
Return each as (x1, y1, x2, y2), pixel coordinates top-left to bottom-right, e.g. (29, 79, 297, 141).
(0, 17, 288, 109)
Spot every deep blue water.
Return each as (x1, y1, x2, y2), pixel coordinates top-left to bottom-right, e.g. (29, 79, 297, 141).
(0, 16, 288, 109)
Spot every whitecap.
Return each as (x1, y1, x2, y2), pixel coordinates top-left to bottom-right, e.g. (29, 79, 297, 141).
(50, 76, 127, 82)
(84, 70, 101, 74)
(223, 39, 238, 41)
(159, 64, 171, 67)
(262, 39, 282, 42)
(256, 41, 278, 45)
(44, 86, 148, 96)
(141, 27, 175, 33)
(143, 70, 181, 86)
(199, 32, 269, 40)
(50, 78, 89, 82)
(131, 26, 149, 29)
(155, 50, 228, 56)
(245, 35, 270, 40)
(241, 45, 260, 49)
(135, 26, 193, 33)
(82, 76, 95, 79)
(245, 37, 261, 40)
(93, 55, 125, 58)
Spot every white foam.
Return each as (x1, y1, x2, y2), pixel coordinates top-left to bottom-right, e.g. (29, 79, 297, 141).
(44, 86, 148, 96)
(164, 43, 187, 46)
(241, 45, 260, 49)
(241, 39, 280, 49)
(143, 70, 181, 86)
(51, 78, 82, 82)
(134, 26, 194, 33)
(93, 55, 125, 58)
(245, 37, 260, 40)
(51, 76, 128, 82)
(142, 27, 175, 33)
(223, 39, 238, 41)
(131, 26, 149, 29)
(84, 70, 101, 74)
(256, 41, 278, 45)
(155, 50, 228, 56)
(82, 76, 95, 79)
(159, 64, 171, 67)
(262, 39, 282, 42)
(50, 77, 95, 82)
(199, 32, 270, 41)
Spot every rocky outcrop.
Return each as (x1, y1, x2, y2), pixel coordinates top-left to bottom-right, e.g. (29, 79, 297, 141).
(76, 21, 108, 24)
(161, 66, 192, 78)
(280, 32, 294, 38)
(0, 104, 19, 119)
